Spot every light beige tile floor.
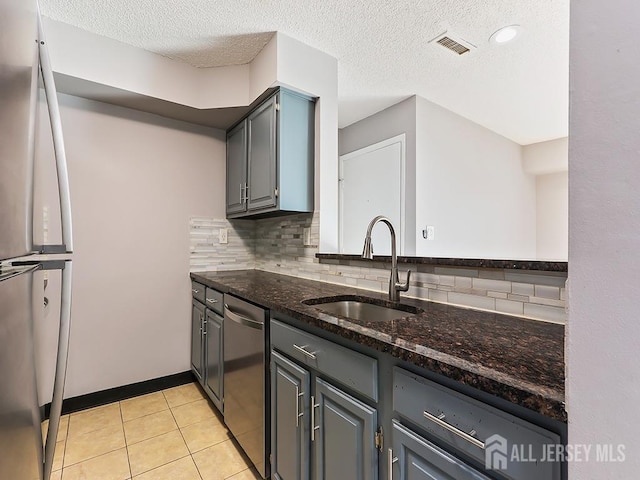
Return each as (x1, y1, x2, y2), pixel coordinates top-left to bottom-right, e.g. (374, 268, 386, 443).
(42, 382, 260, 480)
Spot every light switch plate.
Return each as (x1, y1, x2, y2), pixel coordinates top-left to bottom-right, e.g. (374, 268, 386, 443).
(219, 228, 228, 244)
(423, 225, 435, 240)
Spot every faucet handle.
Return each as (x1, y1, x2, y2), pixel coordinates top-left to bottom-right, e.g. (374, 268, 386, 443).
(397, 270, 411, 292)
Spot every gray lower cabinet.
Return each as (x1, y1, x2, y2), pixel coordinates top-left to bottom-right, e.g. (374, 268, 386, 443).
(191, 299, 205, 382)
(390, 421, 490, 480)
(314, 378, 378, 480)
(226, 88, 315, 219)
(271, 319, 378, 480)
(204, 309, 223, 412)
(191, 283, 225, 413)
(271, 351, 311, 480)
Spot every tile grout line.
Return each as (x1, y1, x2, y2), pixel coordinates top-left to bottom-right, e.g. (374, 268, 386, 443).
(119, 401, 134, 480)
(163, 388, 205, 480)
(56, 416, 70, 476)
(123, 393, 191, 478)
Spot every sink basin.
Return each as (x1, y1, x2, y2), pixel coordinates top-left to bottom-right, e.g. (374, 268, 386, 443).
(302, 295, 422, 322)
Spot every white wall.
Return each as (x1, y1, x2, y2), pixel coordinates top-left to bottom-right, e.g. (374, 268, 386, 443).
(43, 17, 250, 109)
(415, 97, 537, 259)
(35, 93, 225, 400)
(568, 0, 640, 477)
(536, 172, 568, 260)
(338, 97, 417, 255)
(523, 137, 568, 175)
(274, 33, 339, 253)
(523, 138, 568, 260)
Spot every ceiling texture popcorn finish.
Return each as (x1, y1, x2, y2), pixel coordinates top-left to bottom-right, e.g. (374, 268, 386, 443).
(40, 0, 569, 145)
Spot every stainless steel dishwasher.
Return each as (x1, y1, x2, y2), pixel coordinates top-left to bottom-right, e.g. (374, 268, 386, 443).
(223, 294, 269, 479)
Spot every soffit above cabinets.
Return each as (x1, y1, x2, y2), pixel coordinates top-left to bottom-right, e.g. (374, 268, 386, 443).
(54, 73, 278, 130)
(40, 0, 569, 145)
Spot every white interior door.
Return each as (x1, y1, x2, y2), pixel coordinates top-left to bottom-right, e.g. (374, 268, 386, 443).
(339, 134, 405, 255)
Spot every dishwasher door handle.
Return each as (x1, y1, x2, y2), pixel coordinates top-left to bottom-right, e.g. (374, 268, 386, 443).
(224, 304, 263, 330)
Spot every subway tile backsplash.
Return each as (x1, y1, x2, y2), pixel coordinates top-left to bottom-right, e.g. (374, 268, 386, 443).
(189, 212, 567, 324)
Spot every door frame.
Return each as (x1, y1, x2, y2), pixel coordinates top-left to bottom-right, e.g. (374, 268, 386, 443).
(338, 133, 406, 255)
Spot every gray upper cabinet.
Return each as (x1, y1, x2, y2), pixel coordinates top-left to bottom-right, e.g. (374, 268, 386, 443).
(226, 120, 247, 215)
(226, 88, 315, 219)
(248, 95, 278, 211)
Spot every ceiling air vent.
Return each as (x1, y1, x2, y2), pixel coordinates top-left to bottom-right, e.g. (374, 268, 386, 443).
(430, 31, 476, 55)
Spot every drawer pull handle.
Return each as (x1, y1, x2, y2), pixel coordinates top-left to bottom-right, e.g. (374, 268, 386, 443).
(192, 289, 199, 294)
(295, 386, 304, 427)
(293, 344, 317, 360)
(388, 448, 398, 480)
(422, 410, 485, 449)
(206, 298, 219, 304)
(311, 395, 320, 441)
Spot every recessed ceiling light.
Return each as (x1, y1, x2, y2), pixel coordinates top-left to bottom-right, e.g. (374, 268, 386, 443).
(490, 25, 523, 44)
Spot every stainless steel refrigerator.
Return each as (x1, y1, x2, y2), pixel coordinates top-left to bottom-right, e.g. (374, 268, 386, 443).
(1, 1, 74, 479)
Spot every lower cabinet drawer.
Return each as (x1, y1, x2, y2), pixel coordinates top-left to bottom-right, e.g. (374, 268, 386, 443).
(191, 281, 206, 304)
(393, 368, 561, 480)
(205, 287, 224, 315)
(392, 420, 490, 480)
(271, 319, 378, 402)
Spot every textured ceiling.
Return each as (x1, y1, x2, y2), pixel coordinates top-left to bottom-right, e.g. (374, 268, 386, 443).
(40, 0, 569, 145)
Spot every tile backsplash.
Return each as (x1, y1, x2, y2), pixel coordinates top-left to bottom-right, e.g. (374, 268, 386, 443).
(190, 212, 567, 324)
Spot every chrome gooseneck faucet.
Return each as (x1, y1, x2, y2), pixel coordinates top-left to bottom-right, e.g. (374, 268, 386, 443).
(362, 216, 411, 302)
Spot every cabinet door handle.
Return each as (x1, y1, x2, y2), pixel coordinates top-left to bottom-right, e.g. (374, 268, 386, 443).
(422, 410, 485, 449)
(206, 298, 218, 304)
(295, 385, 305, 427)
(388, 448, 398, 480)
(293, 344, 317, 360)
(311, 395, 320, 441)
(239, 183, 244, 204)
(192, 288, 199, 294)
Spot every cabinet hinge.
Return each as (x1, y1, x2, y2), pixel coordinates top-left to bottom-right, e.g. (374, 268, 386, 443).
(274, 188, 279, 197)
(275, 103, 280, 111)
(375, 426, 383, 451)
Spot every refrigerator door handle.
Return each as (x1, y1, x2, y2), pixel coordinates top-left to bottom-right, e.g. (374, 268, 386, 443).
(43, 261, 73, 480)
(37, 10, 73, 254)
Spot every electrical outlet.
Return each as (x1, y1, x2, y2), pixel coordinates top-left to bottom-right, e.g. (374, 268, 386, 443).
(303, 227, 311, 246)
(219, 228, 228, 244)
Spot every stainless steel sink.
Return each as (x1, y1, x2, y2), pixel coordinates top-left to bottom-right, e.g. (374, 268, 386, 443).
(302, 296, 422, 322)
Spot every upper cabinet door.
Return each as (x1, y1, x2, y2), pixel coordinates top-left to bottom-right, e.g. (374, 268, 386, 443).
(247, 95, 277, 211)
(226, 120, 247, 215)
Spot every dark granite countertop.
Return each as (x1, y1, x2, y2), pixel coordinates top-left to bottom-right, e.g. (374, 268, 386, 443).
(191, 270, 566, 422)
(316, 253, 568, 272)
